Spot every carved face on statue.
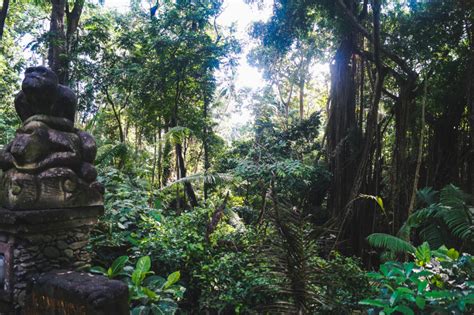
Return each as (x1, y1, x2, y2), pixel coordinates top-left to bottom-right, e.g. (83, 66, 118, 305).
(14, 66, 77, 122)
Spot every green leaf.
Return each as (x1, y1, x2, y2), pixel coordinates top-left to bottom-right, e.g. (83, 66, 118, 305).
(136, 256, 152, 274)
(359, 299, 386, 307)
(359, 194, 386, 215)
(417, 280, 428, 294)
(154, 199, 162, 210)
(424, 290, 454, 299)
(90, 266, 107, 276)
(109, 256, 129, 278)
(367, 233, 416, 254)
(150, 304, 166, 315)
(394, 305, 414, 315)
(447, 248, 459, 260)
(144, 275, 166, 288)
(132, 256, 152, 286)
(396, 287, 414, 295)
(415, 296, 426, 310)
(143, 287, 158, 300)
(415, 242, 431, 266)
(377, 196, 385, 212)
(163, 271, 180, 290)
(390, 291, 400, 307)
(131, 306, 148, 315)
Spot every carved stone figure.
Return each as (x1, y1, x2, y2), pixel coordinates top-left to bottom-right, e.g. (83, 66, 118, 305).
(0, 66, 103, 209)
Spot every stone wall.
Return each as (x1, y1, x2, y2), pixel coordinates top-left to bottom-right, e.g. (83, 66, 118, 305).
(10, 225, 92, 308)
(0, 206, 103, 313)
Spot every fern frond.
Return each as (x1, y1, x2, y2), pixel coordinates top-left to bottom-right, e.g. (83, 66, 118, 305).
(440, 184, 468, 209)
(164, 126, 193, 145)
(398, 203, 444, 242)
(416, 187, 438, 207)
(96, 142, 128, 166)
(161, 173, 234, 190)
(419, 223, 445, 250)
(367, 233, 416, 254)
(261, 196, 323, 313)
(436, 208, 473, 241)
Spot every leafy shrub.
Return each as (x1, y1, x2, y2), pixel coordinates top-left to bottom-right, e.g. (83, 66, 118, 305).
(193, 251, 277, 314)
(91, 166, 159, 264)
(92, 255, 185, 315)
(135, 205, 278, 313)
(314, 252, 372, 313)
(397, 185, 473, 251)
(360, 244, 474, 314)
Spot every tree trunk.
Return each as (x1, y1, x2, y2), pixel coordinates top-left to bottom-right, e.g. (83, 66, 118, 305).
(338, 0, 384, 256)
(407, 81, 427, 219)
(171, 77, 198, 208)
(326, 36, 357, 220)
(299, 75, 305, 120)
(0, 0, 10, 41)
(176, 143, 198, 207)
(465, 10, 474, 194)
(48, 0, 67, 82)
(391, 79, 416, 233)
(48, 0, 84, 84)
(162, 132, 172, 186)
(203, 94, 210, 201)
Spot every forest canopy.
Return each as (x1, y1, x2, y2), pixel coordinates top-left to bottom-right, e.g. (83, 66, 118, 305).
(0, 0, 473, 314)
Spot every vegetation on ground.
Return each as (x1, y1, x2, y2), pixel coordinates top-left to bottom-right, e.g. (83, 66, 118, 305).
(0, 0, 473, 314)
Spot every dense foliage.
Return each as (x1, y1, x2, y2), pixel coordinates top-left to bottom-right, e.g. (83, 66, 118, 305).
(0, 0, 473, 314)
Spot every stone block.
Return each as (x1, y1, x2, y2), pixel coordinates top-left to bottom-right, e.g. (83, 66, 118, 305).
(24, 271, 129, 315)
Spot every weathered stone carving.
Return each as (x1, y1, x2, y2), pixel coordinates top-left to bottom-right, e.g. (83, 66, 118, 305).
(0, 66, 103, 209)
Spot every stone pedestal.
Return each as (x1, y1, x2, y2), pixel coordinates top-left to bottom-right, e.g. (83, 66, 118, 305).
(0, 66, 122, 314)
(0, 206, 103, 313)
(24, 271, 129, 315)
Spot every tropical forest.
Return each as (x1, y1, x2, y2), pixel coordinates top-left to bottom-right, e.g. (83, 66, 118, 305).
(0, 0, 473, 314)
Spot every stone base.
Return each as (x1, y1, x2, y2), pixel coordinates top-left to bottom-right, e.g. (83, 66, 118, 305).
(0, 206, 103, 312)
(24, 271, 128, 315)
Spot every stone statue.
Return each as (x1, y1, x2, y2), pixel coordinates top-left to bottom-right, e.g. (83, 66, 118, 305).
(0, 66, 103, 209)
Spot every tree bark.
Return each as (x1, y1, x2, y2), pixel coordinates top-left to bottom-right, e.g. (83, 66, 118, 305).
(48, 0, 84, 84)
(326, 35, 357, 220)
(176, 142, 198, 207)
(391, 79, 416, 233)
(299, 75, 305, 120)
(203, 94, 210, 201)
(465, 8, 474, 194)
(0, 0, 10, 41)
(171, 76, 198, 208)
(337, 0, 384, 255)
(48, 0, 67, 82)
(407, 81, 427, 219)
(104, 88, 125, 143)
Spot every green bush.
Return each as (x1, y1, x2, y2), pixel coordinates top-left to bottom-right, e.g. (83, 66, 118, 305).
(91, 255, 185, 315)
(360, 244, 474, 314)
(314, 252, 372, 313)
(135, 205, 278, 313)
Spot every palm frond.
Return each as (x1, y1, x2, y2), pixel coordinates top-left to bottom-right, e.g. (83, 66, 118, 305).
(434, 185, 473, 242)
(436, 207, 473, 241)
(160, 173, 234, 190)
(399, 203, 440, 239)
(164, 126, 193, 145)
(419, 223, 445, 250)
(416, 187, 438, 207)
(440, 184, 468, 209)
(261, 195, 323, 314)
(367, 233, 416, 254)
(96, 142, 128, 166)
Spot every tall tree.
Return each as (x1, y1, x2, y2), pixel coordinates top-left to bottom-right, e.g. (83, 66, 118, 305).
(0, 0, 10, 41)
(48, 0, 84, 83)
